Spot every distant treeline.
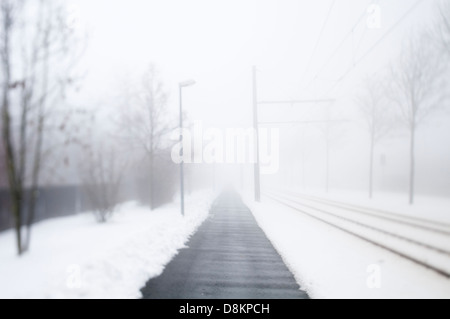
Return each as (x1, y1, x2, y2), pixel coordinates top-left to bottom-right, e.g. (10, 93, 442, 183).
(0, 171, 177, 232)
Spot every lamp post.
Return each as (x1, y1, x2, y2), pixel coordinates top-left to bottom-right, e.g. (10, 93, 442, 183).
(179, 80, 196, 216)
(252, 66, 261, 202)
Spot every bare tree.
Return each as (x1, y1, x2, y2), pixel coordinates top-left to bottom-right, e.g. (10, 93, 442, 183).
(0, 0, 84, 254)
(81, 142, 126, 223)
(0, 118, 6, 187)
(388, 34, 446, 205)
(117, 64, 173, 210)
(357, 76, 392, 198)
(435, 0, 450, 55)
(1, 0, 23, 254)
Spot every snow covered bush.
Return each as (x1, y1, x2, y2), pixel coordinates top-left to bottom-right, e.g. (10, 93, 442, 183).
(81, 144, 127, 223)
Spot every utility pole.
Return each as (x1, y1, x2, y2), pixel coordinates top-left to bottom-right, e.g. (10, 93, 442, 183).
(252, 66, 261, 202)
(179, 85, 185, 216)
(179, 80, 196, 216)
(325, 107, 330, 193)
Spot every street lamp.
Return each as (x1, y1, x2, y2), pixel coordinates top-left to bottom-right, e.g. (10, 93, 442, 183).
(179, 79, 196, 216)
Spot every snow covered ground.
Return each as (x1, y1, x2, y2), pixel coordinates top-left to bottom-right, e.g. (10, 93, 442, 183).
(0, 190, 215, 299)
(245, 191, 450, 299)
(284, 188, 450, 224)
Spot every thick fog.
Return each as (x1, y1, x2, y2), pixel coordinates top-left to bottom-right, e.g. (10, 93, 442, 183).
(2, 0, 450, 300)
(68, 0, 448, 197)
(1, 0, 450, 249)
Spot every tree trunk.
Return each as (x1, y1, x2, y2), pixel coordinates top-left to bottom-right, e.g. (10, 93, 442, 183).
(24, 115, 44, 251)
(325, 107, 331, 194)
(369, 132, 375, 199)
(24, 187, 38, 251)
(325, 137, 330, 194)
(149, 153, 154, 210)
(3, 103, 23, 256)
(3, 101, 22, 255)
(1, 10, 23, 255)
(409, 124, 416, 205)
(24, 22, 49, 250)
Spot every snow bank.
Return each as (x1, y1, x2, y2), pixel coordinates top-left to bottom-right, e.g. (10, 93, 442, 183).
(245, 194, 450, 299)
(0, 191, 215, 299)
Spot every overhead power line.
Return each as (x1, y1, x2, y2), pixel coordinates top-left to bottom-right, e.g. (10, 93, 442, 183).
(324, 0, 425, 96)
(302, 0, 337, 79)
(304, 0, 379, 91)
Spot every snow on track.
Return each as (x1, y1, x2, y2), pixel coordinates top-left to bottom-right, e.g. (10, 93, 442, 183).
(246, 192, 450, 299)
(267, 190, 450, 278)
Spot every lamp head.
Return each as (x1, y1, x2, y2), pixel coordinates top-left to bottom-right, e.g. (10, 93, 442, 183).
(179, 80, 196, 88)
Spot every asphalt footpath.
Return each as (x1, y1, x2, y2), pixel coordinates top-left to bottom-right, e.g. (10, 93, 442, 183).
(141, 191, 309, 299)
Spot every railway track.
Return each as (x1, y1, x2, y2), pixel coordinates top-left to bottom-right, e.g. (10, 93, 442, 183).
(264, 190, 450, 278)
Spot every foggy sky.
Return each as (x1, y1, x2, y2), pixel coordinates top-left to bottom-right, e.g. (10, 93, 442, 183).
(65, 0, 449, 196)
(69, 0, 436, 124)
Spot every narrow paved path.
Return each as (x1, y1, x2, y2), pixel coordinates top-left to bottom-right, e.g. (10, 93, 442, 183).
(141, 192, 309, 299)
